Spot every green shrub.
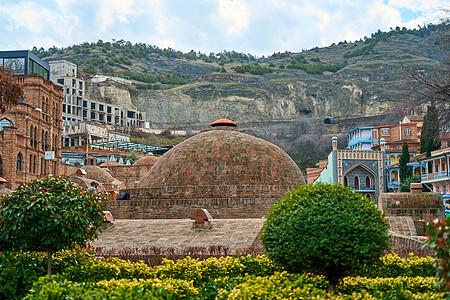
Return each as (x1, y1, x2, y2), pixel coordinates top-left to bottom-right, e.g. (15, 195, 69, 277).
(238, 254, 283, 277)
(261, 183, 390, 290)
(62, 257, 153, 282)
(363, 253, 435, 278)
(25, 276, 177, 299)
(216, 272, 328, 299)
(0, 249, 93, 300)
(338, 276, 443, 294)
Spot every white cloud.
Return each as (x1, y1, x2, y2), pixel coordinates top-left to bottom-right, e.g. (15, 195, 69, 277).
(0, 0, 446, 56)
(218, 0, 249, 34)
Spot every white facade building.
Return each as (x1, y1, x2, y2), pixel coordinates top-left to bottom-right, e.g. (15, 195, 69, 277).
(49, 60, 144, 147)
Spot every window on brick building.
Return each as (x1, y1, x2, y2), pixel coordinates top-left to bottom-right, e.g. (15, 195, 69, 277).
(34, 128, 37, 149)
(405, 128, 411, 136)
(0, 155, 2, 177)
(29, 155, 32, 173)
(16, 153, 23, 171)
(30, 125, 33, 146)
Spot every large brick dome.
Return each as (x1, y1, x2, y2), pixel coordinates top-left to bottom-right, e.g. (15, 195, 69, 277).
(138, 120, 305, 199)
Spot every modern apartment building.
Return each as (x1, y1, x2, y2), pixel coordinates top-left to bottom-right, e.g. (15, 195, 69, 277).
(49, 60, 144, 147)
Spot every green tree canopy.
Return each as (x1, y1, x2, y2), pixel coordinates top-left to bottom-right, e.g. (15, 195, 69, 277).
(261, 183, 390, 291)
(399, 141, 411, 183)
(0, 176, 104, 275)
(420, 105, 441, 156)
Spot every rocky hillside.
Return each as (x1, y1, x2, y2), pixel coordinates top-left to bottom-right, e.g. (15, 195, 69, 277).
(35, 24, 448, 170)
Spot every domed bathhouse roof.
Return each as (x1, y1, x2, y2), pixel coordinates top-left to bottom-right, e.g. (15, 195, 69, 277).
(71, 165, 124, 191)
(106, 119, 304, 220)
(99, 161, 123, 168)
(139, 121, 304, 197)
(133, 155, 159, 166)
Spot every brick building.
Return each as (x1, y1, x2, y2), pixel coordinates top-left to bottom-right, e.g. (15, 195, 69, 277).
(0, 73, 63, 190)
(106, 119, 305, 219)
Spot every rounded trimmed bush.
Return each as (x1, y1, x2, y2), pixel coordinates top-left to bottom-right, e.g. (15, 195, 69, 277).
(261, 183, 390, 289)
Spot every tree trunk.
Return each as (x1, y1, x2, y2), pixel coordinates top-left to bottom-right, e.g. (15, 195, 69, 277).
(328, 281, 335, 293)
(47, 249, 53, 276)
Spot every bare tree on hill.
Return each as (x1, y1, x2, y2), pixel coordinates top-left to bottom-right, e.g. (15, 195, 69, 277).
(403, 13, 449, 126)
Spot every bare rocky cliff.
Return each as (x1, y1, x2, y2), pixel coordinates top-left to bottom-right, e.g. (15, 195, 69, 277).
(137, 78, 399, 130)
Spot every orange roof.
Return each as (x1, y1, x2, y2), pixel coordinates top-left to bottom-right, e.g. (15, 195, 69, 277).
(211, 119, 237, 127)
(373, 122, 417, 129)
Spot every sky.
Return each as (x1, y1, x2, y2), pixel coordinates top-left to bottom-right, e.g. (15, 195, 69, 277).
(0, 0, 447, 57)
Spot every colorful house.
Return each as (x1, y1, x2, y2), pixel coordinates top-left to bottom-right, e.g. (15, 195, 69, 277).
(313, 137, 386, 200)
(419, 147, 450, 195)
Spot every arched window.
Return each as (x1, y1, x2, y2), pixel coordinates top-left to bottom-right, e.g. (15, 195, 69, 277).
(365, 176, 371, 189)
(354, 176, 359, 190)
(343, 176, 348, 187)
(16, 153, 23, 171)
(0, 118, 13, 131)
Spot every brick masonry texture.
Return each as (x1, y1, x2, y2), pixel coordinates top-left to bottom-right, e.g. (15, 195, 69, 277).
(91, 219, 264, 252)
(386, 216, 417, 236)
(0, 75, 63, 190)
(138, 128, 305, 198)
(380, 192, 444, 235)
(106, 195, 280, 219)
(380, 192, 444, 220)
(105, 126, 305, 219)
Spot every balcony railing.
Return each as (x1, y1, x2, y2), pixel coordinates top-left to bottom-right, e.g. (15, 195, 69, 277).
(348, 136, 373, 147)
(422, 171, 448, 181)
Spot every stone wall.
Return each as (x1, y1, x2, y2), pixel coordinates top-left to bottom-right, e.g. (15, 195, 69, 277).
(380, 192, 444, 234)
(105, 194, 279, 219)
(108, 165, 152, 189)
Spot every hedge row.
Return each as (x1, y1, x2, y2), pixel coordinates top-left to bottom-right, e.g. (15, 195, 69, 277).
(26, 272, 446, 300)
(0, 250, 440, 299)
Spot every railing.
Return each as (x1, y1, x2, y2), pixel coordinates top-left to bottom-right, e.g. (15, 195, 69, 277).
(348, 136, 373, 147)
(435, 171, 448, 179)
(422, 171, 448, 181)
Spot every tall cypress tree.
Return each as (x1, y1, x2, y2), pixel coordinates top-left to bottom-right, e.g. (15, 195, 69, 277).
(399, 141, 411, 183)
(420, 105, 441, 157)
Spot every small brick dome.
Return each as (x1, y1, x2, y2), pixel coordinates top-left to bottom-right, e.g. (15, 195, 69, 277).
(138, 121, 305, 199)
(133, 155, 159, 166)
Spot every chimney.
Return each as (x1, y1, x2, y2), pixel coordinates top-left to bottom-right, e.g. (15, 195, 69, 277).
(191, 208, 213, 230)
(410, 183, 423, 193)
